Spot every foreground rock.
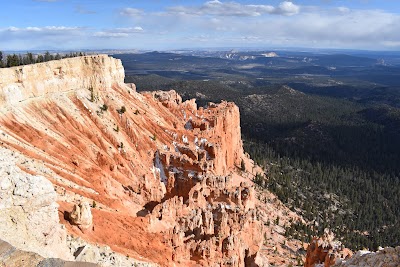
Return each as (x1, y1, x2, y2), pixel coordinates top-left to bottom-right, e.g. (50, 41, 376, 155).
(148, 178, 263, 266)
(69, 202, 93, 231)
(0, 147, 70, 260)
(334, 246, 400, 267)
(304, 230, 352, 267)
(0, 239, 99, 267)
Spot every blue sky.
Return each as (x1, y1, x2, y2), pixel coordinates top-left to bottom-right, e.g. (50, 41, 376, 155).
(1, 0, 400, 51)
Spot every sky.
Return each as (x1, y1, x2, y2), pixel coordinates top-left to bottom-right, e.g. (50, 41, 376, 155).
(1, 0, 400, 51)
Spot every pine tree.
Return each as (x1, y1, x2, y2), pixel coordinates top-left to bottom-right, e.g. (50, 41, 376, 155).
(6, 54, 19, 67)
(44, 51, 51, 62)
(26, 52, 34, 64)
(36, 54, 44, 63)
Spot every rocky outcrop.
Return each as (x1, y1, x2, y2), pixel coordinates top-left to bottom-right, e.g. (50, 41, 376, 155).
(148, 177, 262, 266)
(0, 239, 99, 267)
(333, 246, 400, 267)
(66, 235, 159, 267)
(0, 147, 71, 260)
(68, 202, 93, 230)
(151, 90, 244, 177)
(304, 230, 352, 267)
(203, 102, 244, 175)
(0, 55, 124, 106)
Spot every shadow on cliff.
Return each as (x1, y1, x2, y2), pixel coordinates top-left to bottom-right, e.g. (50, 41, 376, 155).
(136, 201, 160, 217)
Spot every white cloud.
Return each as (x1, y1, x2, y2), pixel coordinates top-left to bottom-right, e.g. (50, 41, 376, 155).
(3, 26, 82, 33)
(337, 6, 351, 14)
(277, 1, 300, 16)
(0, 26, 85, 50)
(166, 1, 300, 17)
(93, 32, 129, 38)
(120, 8, 144, 17)
(122, 4, 400, 50)
(117, 27, 144, 33)
(3, 3, 400, 50)
(93, 27, 144, 38)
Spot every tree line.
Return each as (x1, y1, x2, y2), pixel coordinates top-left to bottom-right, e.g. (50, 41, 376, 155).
(0, 51, 86, 68)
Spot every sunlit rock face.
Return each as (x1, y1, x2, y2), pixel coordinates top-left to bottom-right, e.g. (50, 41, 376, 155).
(0, 55, 268, 266)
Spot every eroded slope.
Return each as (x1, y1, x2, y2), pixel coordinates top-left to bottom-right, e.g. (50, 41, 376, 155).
(0, 55, 271, 266)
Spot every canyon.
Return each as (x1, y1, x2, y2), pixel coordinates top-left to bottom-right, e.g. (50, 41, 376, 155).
(0, 55, 397, 267)
(0, 55, 272, 266)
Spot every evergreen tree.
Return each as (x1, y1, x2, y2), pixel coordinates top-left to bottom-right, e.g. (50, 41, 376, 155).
(36, 54, 44, 63)
(44, 51, 52, 62)
(26, 52, 34, 64)
(6, 54, 19, 67)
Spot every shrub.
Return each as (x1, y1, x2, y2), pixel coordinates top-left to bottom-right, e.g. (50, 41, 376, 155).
(100, 104, 108, 111)
(89, 87, 95, 102)
(240, 159, 246, 172)
(118, 106, 126, 114)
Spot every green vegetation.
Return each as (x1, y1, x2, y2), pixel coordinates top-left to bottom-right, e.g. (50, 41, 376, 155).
(240, 159, 246, 172)
(0, 51, 86, 68)
(117, 106, 126, 114)
(100, 104, 108, 112)
(247, 140, 400, 250)
(89, 87, 95, 102)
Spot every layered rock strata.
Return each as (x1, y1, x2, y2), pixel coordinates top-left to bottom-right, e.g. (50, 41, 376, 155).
(0, 55, 265, 266)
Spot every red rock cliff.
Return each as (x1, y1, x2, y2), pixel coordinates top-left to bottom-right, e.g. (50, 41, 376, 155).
(0, 55, 263, 266)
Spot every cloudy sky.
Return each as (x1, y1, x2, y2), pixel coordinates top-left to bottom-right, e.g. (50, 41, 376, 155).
(1, 0, 400, 51)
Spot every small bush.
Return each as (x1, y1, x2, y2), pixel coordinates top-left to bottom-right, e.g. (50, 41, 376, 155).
(100, 104, 108, 111)
(118, 106, 126, 114)
(240, 159, 246, 172)
(89, 87, 95, 102)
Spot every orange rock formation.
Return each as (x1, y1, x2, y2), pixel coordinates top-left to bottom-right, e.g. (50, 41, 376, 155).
(304, 230, 352, 267)
(0, 55, 266, 266)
